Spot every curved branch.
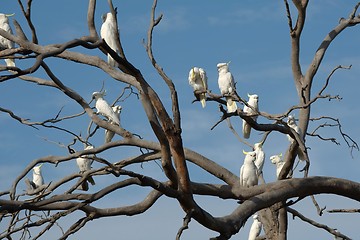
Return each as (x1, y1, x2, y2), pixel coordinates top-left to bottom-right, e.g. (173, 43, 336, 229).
(287, 207, 351, 239)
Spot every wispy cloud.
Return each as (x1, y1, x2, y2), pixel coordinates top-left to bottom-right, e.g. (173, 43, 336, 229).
(155, 7, 191, 33)
(207, 4, 283, 27)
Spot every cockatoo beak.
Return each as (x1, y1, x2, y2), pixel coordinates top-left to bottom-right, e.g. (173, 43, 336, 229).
(242, 150, 249, 155)
(5, 13, 15, 17)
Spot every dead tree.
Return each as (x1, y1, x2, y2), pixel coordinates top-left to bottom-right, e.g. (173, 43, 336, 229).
(0, 1, 359, 239)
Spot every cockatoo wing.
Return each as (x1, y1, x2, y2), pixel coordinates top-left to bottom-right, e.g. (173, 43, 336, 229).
(189, 67, 208, 108)
(199, 68, 208, 90)
(100, 13, 119, 67)
(242, 95, 259, 139)
(198, 68, 207, 108)
(248, 218, 262, 240)
(32, 165, 44, 188)
(104, 105, 122, 143)
(276, 161, 285, 178)
(239, 165, 245, 186)
(242, 119, 251, 139)
(287, 117, 306, 161)
(226, 97, 237, 113)
(254, 149, 265, 173)
(76, 156, 91, 172)
(76, 147, 96, 191)
(96, 98, 120, 125)
(0, 14, 15, 68)
(248, 165, 258, 187)
(105, 129, 115, 143)
(218, 69, 237, 113)
(294, 126, 306, 161)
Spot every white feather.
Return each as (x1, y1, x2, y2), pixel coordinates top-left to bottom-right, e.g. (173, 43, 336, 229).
(188, 67, 208, 108)
(240, 151, 258, 187)
(217, 62, 237, 113)
(76, 145, 96, 190)
(0, 14, 15, 68)
(32, 164, 44, 188)
(286, 116, 305, 160)
(105, 105, 122, 143)
(253, 143, 265, 174)
(92, 92, 120, 125)
(242, 94, 259, 139)
(100, 12, 119, 67)
(248, 214, 262, 240)
(76, 145, 94, 172)
(270, 154, 284, 178)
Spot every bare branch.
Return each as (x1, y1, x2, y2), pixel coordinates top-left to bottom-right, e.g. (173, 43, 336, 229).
(287, 207, 351, 239)
(327, 208, 360, 213)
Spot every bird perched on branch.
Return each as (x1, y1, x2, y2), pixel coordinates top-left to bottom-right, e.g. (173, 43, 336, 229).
(0, 13, 15, 69)
(105, 105, 122, 143)
(76, 145, 96, 191)
(217, 62, 238, 113)
(253, 142, 265, 175)
(286, 115, 305, 161)
(92, 91, 120, 125)
(270, 153, 284, 178)
(100, 12, 119, 67)
(240, 150, 258, 187)
(32, 164, 44, 189)
(248, 214, 262, 240)
(188, 67, 208, 108)
(242, 94, 259, 139)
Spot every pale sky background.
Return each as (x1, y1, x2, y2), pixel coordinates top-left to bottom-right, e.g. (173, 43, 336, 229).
(1, 1, 360, 239)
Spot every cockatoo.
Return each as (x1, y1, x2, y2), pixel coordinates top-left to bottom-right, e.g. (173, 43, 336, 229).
(240, 150, 258, 187)
(105, 105, 122, 143)
(100, 12, 119, 67)
(92, 91, 120, 125)
(217, 62, 238, 113)
(242, 94, 259, 139)
(0, 13, 15, 69)
(76, 145, 96, 191)
(270, 153, 284, 178)
(286, 115, 305, 160)
(253, 142, 265, 175)
(188, 67, 208, 108)
(248, 214, 262, 240)
(32, 164, 44, 189)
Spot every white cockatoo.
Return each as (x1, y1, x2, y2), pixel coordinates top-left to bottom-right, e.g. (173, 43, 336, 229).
(248, 214, 262, 240)
(105, 105, 122, 143)
(253, 142, 265, 175)
(32, 164, 44, 189)
(286, 115, 305, 160)
(270, 153, 284, 178)
(242, 94, 259, 139)
(240, 150, 258, 187)
(100, 12, 119, 67)
(217, 62, 238, 113)
(0, 13, 15, 68)
(188, 67, 208, 108)
(76, 145, 96, 191)
(92, 91, 120, 126)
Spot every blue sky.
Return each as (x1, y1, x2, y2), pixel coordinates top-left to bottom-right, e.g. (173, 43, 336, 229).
(1, 1, 360, 239)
